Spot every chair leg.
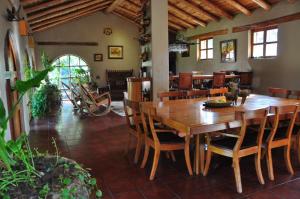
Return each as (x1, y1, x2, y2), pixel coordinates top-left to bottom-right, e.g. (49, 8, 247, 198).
(284, 145, 294, 175)
(203, 149, 212, 176)
(195, 135, 200, 175)
(170, 151, 176, 162)
(266, 148, 274, 181)
(255, 153, 265, 185)
(134, 135, 143, 164)
(232, 158, 242, 193)
(165, 152, 170, 159)
(297, 133, 300, 164)
(184, 136, 193, 176)
(141, 143, 150, 168)
(200, 143, 205, 174)
(150, 149, 160, 180)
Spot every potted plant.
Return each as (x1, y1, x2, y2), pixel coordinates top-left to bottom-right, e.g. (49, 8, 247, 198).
(0, 68, 102, 198)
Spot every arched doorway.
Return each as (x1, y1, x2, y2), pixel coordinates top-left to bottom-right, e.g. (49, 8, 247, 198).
(4, 30, 22, 140)
(49, 54, 90, 101)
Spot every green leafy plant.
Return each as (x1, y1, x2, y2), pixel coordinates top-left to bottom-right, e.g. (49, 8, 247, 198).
(0, 67, 102, 198)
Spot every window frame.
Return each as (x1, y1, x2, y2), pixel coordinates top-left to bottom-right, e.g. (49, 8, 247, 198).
(199, 38, 214, 60)
(251, 26, 278, 59)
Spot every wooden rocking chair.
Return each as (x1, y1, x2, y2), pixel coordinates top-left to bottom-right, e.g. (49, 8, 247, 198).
(79, 84, 111, 116)
(61, 82, 81, 109)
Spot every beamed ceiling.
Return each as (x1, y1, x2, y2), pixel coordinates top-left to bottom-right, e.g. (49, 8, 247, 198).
(19, 0, 295, 33)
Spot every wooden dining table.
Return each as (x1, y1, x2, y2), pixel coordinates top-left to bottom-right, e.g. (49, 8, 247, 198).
(141, 94, 300, 175)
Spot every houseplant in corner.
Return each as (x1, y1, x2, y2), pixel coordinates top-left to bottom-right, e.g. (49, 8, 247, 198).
(0, 68, 102, 198)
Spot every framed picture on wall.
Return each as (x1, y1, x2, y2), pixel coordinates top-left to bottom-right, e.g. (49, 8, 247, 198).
(94, 53, 103, 62)
(220, 39, 237, 63)
(108, 45, 123, 59)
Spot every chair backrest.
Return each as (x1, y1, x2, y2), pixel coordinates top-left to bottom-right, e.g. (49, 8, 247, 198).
(268, 87, 291, 98)
(290, 90, 300, 100)
(209, 87, 228, 96)
(233, 108, 268, 151)
(179, 73, 193, 90)
(212, 72, 226, 88)
(239, 72, 253, 86)
(140, 105, 161, 143)
(123, 98, 142, 132)
(186, 89, 208, 99)
(158, 91, 186, 101)
(267, 105, 300, 142)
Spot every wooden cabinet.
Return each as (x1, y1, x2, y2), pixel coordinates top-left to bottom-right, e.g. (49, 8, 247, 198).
(127, 77, 152, 102)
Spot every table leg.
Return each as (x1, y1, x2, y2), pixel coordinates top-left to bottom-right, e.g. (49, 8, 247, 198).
(195, 134, 200, 175)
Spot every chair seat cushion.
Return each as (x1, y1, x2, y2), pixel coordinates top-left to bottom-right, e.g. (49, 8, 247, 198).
(155, 132, 184, 143)
(211, 131, 257, 150)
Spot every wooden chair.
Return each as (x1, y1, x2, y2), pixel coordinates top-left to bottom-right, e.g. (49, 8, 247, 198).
(268, 87, 291, 98)
(140, 106, 193, 180)
(157, 91, 186, 102)
(203, 108, 269, 193)
(209, 87, 228, 96)
(239, 72, 253, 90)
(212, 72, 226, 88)
(178, 73, 193, 90)
(186, 89, 208, 99)
(262, 105, 300, 181)
(61, 82, 81, 109)
(79, 84, 111, 116)
(123, 99, 143, 164)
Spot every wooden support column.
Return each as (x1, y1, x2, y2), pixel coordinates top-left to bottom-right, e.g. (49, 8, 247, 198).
(151, 0, 169, 100)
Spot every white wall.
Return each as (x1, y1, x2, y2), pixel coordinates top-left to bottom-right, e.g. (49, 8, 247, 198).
(177, 1, 300, 93)
(33, 12, 140, 87)
(0, 0, 34, 140)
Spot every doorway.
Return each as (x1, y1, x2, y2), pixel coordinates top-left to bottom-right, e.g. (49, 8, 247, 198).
(4, 31, 22, 140)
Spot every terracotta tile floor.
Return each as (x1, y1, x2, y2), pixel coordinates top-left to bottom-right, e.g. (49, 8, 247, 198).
(29, 102, 300, 199)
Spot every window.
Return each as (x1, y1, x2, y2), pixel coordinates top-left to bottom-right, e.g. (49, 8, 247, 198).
(199, 38, 213, 60)
(251, 27, 278, 58)
(49, 54, 90, 100)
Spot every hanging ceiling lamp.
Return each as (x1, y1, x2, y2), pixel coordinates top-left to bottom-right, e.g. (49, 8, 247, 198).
(168, 33, 197, 53)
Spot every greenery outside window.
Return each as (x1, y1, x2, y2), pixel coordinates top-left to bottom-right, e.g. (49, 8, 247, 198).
(49, 54, 90, 100)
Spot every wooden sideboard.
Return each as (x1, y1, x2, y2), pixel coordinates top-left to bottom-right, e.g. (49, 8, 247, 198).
(127, 77, 152, 102)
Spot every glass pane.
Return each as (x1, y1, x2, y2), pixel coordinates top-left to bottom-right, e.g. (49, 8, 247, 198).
(79, 58, 87, 66)
(60, 66, 70, 78)
(207, 39, 213, 49)
(200, 50, 207, 59)
(59, 55, 69, 67)
(207, 49, 213, 59)
(266, 29, 278, 42)
(253, 31, 264, 44)
(70, 55, 79, 66)
(201, 40, 207, 50)
(266, 43, 278, 56)
(253, 44, 264, 57)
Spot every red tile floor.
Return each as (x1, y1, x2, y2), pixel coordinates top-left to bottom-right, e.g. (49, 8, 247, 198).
(29, 102, 300, 199)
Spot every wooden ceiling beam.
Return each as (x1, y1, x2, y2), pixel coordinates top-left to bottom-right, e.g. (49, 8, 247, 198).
(29, 0, 110, 25)
(169, 3, 206, 27)
(23, 0, 67, 14)
(287, 0, 297, 3)
(32, 6, 106, 33)
(115, 6, 139, 18)
(227, 0, 251, 16)
(199, 0, 233, 20)
(168, 13, 195, 29)
(105, 0, 125, 13)
(251, 0, 271, 10)
(27, 0, 96, 21)
(31, 4, 108, 30)
(172, 0, 218, 21)
(168, 21, 184, 30)
(112, 11, 140, 26)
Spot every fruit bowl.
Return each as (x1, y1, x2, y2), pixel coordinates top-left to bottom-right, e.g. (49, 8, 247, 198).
(203, 100, 233, 108)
